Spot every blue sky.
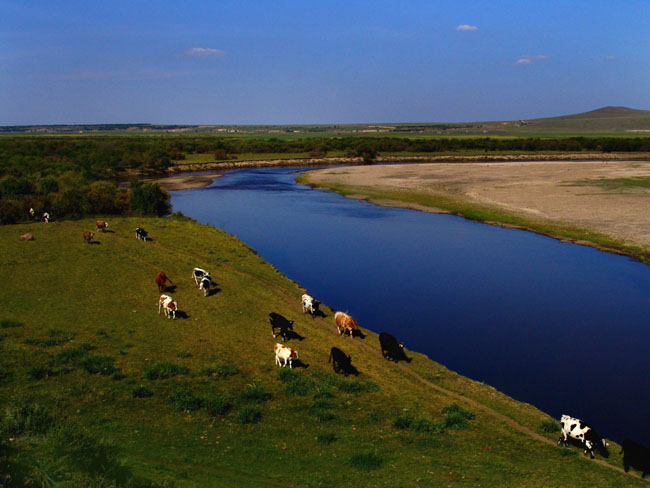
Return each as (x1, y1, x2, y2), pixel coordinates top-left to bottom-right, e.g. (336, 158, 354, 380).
(1, 0, 648, 125)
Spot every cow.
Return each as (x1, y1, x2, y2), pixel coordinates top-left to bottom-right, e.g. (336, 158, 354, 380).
(620, 438, 650, 477)
(158, 294, 177, 319)
(301, 294, 319, 318)
(82, 231, 94, 243)
(96, 220, 108, 232)
(29, 208, 35, 220)
(334, 311, 359, 338)
(154, 272, 172, 292)
(557, 414, 608, 458)
(42, 212, 50, 223)
(269, 313, 294, 341)
(192, 267, 210, 285)
(328, 347, 357, 376)
(199, 275, 211, 296)
(379, 332, 412, 363)
(135, 227, 148, 241)
(274, 343, 298, 368)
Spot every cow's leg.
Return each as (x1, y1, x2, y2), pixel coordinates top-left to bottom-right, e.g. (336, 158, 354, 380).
(275, 355, 280, 367)
(288, 359, 292, 369)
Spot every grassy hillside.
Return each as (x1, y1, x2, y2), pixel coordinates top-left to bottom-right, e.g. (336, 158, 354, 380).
(0, 217, 645, 487)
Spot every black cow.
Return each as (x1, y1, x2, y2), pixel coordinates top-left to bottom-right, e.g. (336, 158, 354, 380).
(135, 227, 148, 241)
(379, 332, 412, 363)
(269, 313, 294, 341)
(620, 438, 650, 477)
(328, 347, 358, 376)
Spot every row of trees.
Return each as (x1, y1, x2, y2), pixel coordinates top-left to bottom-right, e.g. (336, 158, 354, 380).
(2, 135, 650, 180)
(0, 172, 171, 224)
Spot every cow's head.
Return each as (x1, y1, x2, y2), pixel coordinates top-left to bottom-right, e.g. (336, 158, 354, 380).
(290, 349, 298, 360)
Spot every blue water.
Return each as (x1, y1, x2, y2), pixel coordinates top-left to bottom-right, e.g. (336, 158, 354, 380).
(171, 166, 650, 446)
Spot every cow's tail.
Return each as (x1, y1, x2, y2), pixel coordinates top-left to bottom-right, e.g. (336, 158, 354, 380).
(328, 351, 332, 363)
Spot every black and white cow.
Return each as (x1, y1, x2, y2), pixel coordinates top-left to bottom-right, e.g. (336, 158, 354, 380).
(192, 267, 210, 285)
(379, 332, 411, 363)
(269, 313, 294, 341)
(199, 275, 211, 296)
(558, 414, 608, 458)
(135, 227, 148, 241)
(301, 293, 319, 318)
(620, 438, 650, 477)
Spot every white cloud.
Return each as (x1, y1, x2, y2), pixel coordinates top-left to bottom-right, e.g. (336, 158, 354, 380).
(185, 47, 226, 57)
(515, 54, 549, 65)
(456, 24, 478, 31)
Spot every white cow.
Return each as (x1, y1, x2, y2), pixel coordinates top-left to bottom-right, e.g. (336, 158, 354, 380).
(274, 343, 298, 368)
(558, 414, 608, 458)
(158, 294, 178, 319)
(192, 267, 210, 285)
(301, 293, 319, 318)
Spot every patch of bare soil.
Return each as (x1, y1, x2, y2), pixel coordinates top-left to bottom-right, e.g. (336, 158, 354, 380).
(306, 161, 650, 249)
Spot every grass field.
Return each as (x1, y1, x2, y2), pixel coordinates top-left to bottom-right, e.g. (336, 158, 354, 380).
(0, 217, 646, 486)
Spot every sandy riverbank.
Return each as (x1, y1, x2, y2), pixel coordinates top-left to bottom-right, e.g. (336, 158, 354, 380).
(303, 160, 650, 254)
(154, 173, 222, 191)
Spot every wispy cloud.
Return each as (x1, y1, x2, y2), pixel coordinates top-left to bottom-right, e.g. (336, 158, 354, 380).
(456, 24, 478, 31)
(515, 54, 549, 65)
(185, 47, 226, 57)
(605, 55, 617, 61)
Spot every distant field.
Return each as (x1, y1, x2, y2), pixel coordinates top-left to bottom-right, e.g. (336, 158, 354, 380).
(0, 216, 642, 486)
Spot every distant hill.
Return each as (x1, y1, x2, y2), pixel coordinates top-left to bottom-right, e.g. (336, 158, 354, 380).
(2, 106, 650, 135)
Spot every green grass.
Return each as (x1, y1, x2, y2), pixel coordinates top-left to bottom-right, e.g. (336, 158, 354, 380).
(0, 216, 638, 486)
(568, 176, 650, 190)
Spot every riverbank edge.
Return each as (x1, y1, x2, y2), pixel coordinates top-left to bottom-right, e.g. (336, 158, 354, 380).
(295, 171, 650, 266)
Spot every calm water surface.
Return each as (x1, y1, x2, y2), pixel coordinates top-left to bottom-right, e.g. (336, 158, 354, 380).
(171, 166, 650, 445)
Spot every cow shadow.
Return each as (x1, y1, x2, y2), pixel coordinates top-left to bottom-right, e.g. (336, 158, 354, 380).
(349, 329, 366, 340)
(164, 285, 177, 293)
(284, 330, 305, 341)
(291, 359, 309, 369)
(101, 229, 115, 234)
(205, 284, 221, 297)
(175, 311, 190, 320)
(88, 241, 101, 245)
(337, 363, 359, 377)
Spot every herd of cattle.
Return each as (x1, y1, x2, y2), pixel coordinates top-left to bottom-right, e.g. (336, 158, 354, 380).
(78, 219, 649, 477)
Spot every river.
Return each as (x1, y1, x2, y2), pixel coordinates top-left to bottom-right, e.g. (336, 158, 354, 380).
(170, 166, 650, 446)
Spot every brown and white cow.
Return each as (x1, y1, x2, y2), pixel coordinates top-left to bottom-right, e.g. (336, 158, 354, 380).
(83, 231, 94, 243)
(154, 272, 172, 292)
(95, 220, 108, 232)
(274, 343, 298, 368)
(158, 294, 177, 319)
(334, 311, 359, 338)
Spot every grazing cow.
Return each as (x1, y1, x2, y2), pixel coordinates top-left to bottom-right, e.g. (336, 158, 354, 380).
(301, 294, 319, 318)
(334, 311, 359, 338)
(269, 313, 294, 341)
(154, 272, 172, 292)
(620, 438, 650, 477)
(96, 220, 108, 232)
(192, 267, 210, 285)
(42, 212, 50, 223)
(82, 231, 94, 243)
(135, 227, 148, 241)
(20, 233, 34, 241)
(558, 414, 608, 458)
(274, 343, 298, 368)
(29, 208, 35, 220)
(199, 275, 211, 296)
(328, 347, 357, 376)
(158, 294, 177, 319)
(379, 332, 411, 363)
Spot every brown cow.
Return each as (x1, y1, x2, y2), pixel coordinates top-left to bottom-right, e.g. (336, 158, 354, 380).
(96, 220, 108, 232)
(334, 311, 359, 338)
(155, 272, 172, 292)
(83, 231, 94, 243)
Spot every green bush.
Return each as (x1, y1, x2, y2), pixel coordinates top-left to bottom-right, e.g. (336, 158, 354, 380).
(441, 403, 474, 430)
(540, 419, 560, 434)
(348, 450, 384, 471)
(240, 384, 271, 403)
(237, 406, 262, 424)
(285, 376, 316, 396)
(145, 361, 189, 380)
(337, 379, 380, 394)
(129, 180, 171, 216)
(1, 400, 55, 436)
(202, 394, 231, 417)
(80, 354, 117, 375)
(169, 388, 203, 413)
(52, 345, 93, 364)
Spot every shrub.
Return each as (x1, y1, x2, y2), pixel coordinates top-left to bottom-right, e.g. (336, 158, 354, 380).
(441, 403, 474, 430)
(237, 406, 262, 424)
(0, 319, 24, 328)
(132, 386, 153, 398)
(1, 400, 55, 436)
(284, 376, 316, 396)
(52, 345, 92, 364)
(540, 419, 560, 434)
(145, 361, 189, 380)
(412, 416, 445, 434)
(199, 363, 239, 378)
(337, 379, 380, 394)
(80, 354, 116, 375)
(240, 384, 271, 403)
(316, 432, 338, 444)
(169, 388, 203, 413)
(393, 415, 414, 430)
(129, 180, 171, 216)
(203, 394, 231, 417)
(276, 367, 297, 382)
(348, 450, 384, 471)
